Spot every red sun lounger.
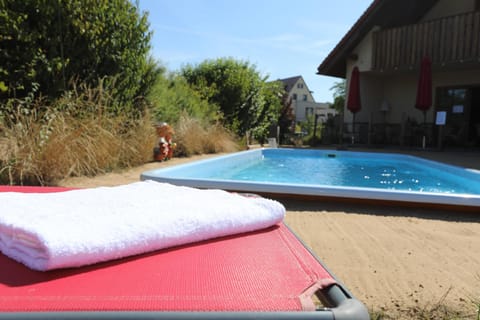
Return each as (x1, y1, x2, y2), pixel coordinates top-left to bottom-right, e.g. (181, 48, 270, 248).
(0, 186, 369, 320)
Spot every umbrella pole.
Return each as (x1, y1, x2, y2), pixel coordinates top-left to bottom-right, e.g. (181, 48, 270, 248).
(422, 111, 426, 149)
(352, 113, 355, 145)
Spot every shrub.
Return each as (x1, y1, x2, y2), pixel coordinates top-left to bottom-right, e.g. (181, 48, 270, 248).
(0, 0, 155, 109)
(148, 72, 220, 125)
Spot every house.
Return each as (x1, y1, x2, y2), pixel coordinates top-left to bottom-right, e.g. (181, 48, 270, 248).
(317, 0, 480, 147)
(278, 76, 337, 124)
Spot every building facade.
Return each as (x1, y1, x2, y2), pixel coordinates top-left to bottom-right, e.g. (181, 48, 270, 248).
(278, 76, 337, 124)
(317, 0, 480, 147)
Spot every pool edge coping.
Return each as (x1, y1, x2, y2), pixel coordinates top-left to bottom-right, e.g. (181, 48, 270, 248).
(141, 148, 480, 212)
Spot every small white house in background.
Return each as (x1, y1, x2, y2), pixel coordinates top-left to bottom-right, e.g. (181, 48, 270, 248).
(278, 75, 337, 123)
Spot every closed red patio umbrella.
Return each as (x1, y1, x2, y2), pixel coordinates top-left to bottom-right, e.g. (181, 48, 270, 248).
(415, 56, 432, 148)
(415, 56, 432, 124)
(346, 66, 361, 143)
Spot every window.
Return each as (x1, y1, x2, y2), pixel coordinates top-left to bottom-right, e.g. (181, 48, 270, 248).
(297, 83, 304, 89)
(292, 94, 297, 100)
(303, 94, 308, 101)
(436, 87, 469, 143)
(437, 88, 467, 115)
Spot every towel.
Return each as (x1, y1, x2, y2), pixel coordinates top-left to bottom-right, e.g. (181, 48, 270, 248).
(0, 181, 285, 271)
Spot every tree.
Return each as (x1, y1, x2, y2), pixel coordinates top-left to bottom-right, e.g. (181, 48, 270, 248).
(0, 0, 155, 113)
(181, 58, 280, 137)
(330, 79, 346, 113)
(250, 80, 283, 144)
(277, 91, 295, 144)
(148, 70, 220, 125)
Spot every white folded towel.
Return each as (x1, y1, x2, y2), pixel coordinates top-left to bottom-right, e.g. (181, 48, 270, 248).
(0, 181, 285, 271)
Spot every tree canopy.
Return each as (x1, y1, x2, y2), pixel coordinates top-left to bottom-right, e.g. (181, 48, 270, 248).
(330, 80, 346, 113)
(0, 0, 155, 112)
(181, 58, 282, 138)
(148, 70, 220, 125)
(1, 2, 286, 144)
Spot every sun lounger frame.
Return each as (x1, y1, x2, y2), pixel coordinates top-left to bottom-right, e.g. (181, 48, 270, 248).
(0, 186, 369, 320)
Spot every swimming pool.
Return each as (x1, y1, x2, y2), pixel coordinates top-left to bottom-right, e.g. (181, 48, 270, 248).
(141, 148, 480, 209)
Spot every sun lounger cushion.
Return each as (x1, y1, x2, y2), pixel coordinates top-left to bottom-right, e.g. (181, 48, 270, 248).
(0, 181, 285, 271)
(0, 222, 335, 312)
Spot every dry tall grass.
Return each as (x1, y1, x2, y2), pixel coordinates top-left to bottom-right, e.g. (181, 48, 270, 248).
(1, 91, 241, 185)
(173, 114, 239, 157)
(0, 91, 157, 185)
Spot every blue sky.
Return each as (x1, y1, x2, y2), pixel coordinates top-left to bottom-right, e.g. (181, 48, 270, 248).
(137, 0, 372, 103)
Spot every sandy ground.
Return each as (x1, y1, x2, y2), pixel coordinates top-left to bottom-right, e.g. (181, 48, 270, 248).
(59, 151, 480, 316)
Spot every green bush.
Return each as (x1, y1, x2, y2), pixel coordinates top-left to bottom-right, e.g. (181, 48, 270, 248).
(148, 72, 220, 125)
(181, 58, 283, 139)
(0, 0, 156, 113)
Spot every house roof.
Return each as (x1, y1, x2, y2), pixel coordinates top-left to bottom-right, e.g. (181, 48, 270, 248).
(278, 76, 302, 93)
(317, 0, 439, 78)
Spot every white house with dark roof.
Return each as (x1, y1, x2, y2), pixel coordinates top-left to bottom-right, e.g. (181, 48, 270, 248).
(317, 0, 480, 147)
(278, 75, 337, 124)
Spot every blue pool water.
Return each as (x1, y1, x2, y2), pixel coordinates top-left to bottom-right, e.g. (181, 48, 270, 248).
(141, 148, 480, 207)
